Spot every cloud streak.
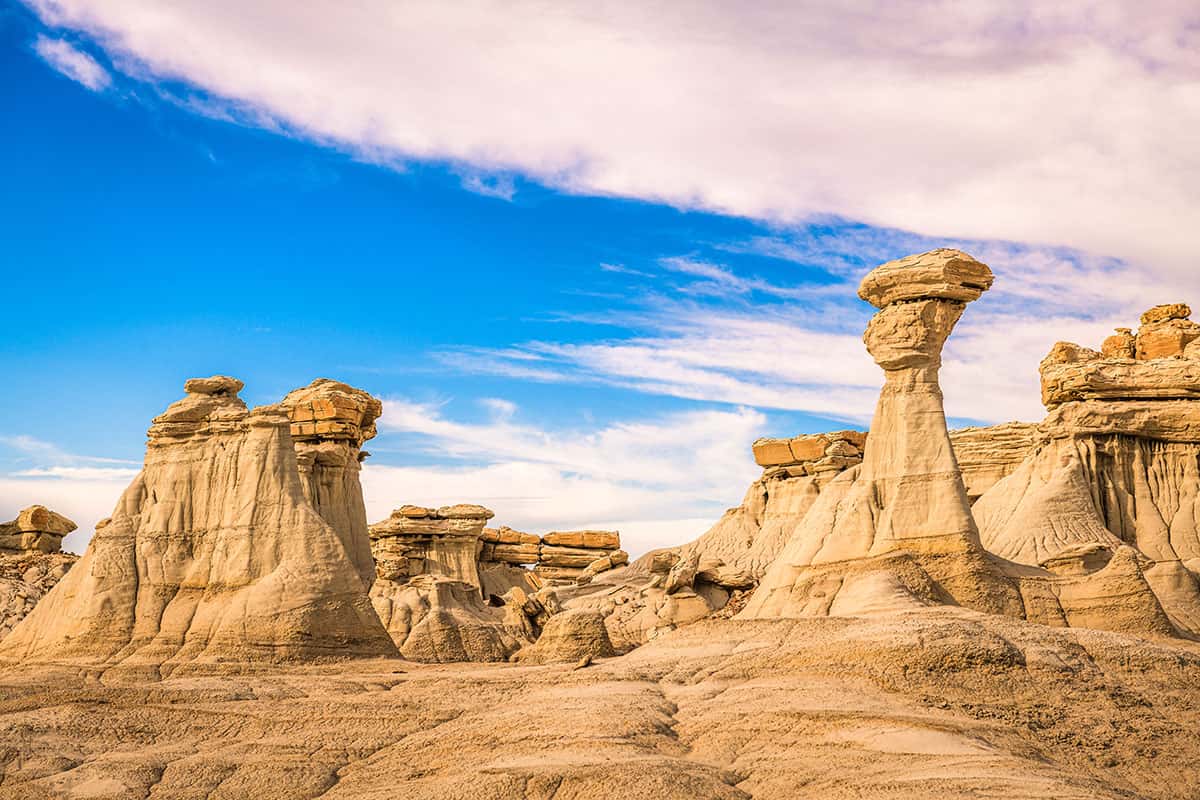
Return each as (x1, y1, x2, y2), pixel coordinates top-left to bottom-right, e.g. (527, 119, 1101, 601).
(32, 34, 110, 90)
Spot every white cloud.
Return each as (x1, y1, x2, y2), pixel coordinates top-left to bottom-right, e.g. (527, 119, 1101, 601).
(32, 34, 111, 91)
(367, 398, 768, 556)
(22, 1, 1200, 279)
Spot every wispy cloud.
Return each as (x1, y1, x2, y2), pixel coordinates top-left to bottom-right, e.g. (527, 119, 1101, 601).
(32, 35, 110, 91)
(13, 466, 140, 480)
(0, 435, 137, 466)
(434, 224, 1188, 425)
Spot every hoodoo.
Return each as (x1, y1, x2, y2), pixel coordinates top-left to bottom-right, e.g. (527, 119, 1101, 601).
(0, 376, 396, 673)
(741, 249, 1023, 619)
(0, 506, 78, 641)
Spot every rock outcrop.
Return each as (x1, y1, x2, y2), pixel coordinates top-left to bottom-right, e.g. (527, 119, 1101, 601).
(512, 608, 615, 664)
(974, 305, 1200, 636)
(742, 249, 1023, 620)
(0, 505, 76, 554)
(369, 504, 494, 589)
(479, 527, 628, 584)
(0, 376, 397, 674)
(0, 506, 79, 641)
(368, 504, 531, 660)
(280, 379, 383, 590)
(949, 422, 1040, 502)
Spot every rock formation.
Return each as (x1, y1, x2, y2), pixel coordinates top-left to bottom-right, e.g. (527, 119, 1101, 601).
(741, 249, 1023, 620)
(512, 608, 616, 664)
(0, 506, 78, 641)
(368, 504, 534, 660)
(478, 526, 628, 583)
(280, 379, 383, 590)
(974, 304, 1200, 636)
(0, 376, 396, 673)
(0, 505, 76, 554)
(369, 504, 494, 589)
(949, 422, 1040, 502)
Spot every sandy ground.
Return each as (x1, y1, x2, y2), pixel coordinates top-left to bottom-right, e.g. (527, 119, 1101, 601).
(2, 607, 1199, 799)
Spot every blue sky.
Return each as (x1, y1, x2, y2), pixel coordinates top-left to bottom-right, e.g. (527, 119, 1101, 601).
(2, 2, 1195, 554)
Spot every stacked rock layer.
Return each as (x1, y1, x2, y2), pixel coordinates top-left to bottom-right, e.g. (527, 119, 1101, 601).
(974, 304, 1200, 636)
(480, 527, 628, 583)
(280, 378, 383, 590)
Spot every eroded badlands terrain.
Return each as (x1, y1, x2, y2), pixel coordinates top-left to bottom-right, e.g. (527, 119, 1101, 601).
(2, 249, 1199, 799)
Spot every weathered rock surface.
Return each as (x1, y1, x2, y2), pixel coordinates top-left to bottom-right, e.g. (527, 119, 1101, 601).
(368, 504, 535, 660)
(743, 250, 1022, 620)
(280, 379, 382, 589)
(373, 575, 524, 663)
(975, 306, 1200, 637)
(478, 526, 625, 583)
(949, 422, 1040, 502)
(513, 608, 616, 664)
(0, 552, 77, 641)
(0, 376, 396, 673)
(1041, 304, 1200, 407)
(0, 505, 77, 554)
(856, 247, 994, 307)
(369, 504, 494, 589)
(3, 608, 1198, 800)
(751, 430, 866, 472)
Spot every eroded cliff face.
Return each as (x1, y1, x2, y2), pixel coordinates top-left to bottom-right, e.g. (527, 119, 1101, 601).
(975, 304, 1200, 636)
(0, 376, 396, 674)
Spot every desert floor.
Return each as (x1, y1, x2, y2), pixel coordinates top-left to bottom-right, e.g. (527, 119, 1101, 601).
(2, 608, 1199, 800)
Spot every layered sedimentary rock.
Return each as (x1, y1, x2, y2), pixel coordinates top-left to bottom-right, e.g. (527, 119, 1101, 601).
(734, 250, 1177, 637)
(372, 575, 525, 662)
(0, 506, 78, 641)
(974, 305, 1200, 636)
(752, 430, 867, 476)
(553, 431, 864, 651)
(0, 376, 396, 673)
(742, 249, 1023, 620)
(949, 422, 1040, 501)
(478, 526, 627, 583)
(368, 504, 532, 660)
(369, 504, 494, 588)
(280, 379, 382, 589)
(0, 505, 76, 554)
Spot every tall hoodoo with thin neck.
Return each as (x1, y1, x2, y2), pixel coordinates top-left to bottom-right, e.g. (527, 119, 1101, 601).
(741, 249, 1022, 618)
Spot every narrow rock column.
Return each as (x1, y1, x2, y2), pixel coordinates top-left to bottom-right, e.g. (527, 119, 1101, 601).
(857, 264, 982, 554)
(741, 250, 1021, 619)
(280, 379, 383, 590)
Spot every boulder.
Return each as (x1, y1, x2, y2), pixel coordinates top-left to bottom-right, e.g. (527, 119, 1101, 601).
(856, 248, 994, 308)
(514, 609, 615, 664)
(0, 505, 77, 554)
